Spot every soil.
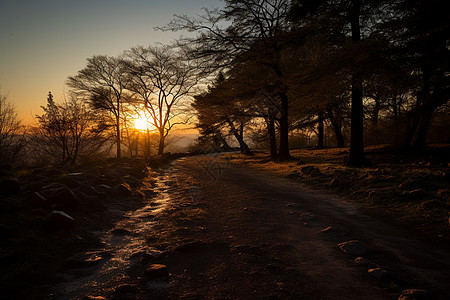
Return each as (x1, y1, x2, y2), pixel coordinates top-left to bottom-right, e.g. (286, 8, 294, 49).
(1, 152, 449, 299)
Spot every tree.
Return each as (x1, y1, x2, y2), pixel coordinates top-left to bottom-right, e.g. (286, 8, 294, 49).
(163, 0, 293, 160)
(193, 73, 255, 155)
(289, 0, 396, 165)
(33, 92, 107, 165)
(387, 0, 450, 151)
(67, 55, 129, 158)
(0, 89, 25, 166)
(124, 45, 203, 155)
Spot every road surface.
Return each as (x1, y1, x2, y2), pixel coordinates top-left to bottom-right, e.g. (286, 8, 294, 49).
(52, 155, 450, 299)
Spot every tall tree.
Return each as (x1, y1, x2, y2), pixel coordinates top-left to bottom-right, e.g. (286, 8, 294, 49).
(0, 89, 25, 166)
(67, 55, 128, 158)
(163, 0, 293, 160)
(289, 0, 391, 165)
(388, 0, 450, 151)
(193, 73, 255, 155)
(124, 45, 202, 155)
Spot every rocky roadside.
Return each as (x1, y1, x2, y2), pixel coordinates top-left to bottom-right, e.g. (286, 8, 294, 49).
(0, 158, 157, 299)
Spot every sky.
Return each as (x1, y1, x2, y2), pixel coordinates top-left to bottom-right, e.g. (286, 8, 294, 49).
(0, 0, 223, 124)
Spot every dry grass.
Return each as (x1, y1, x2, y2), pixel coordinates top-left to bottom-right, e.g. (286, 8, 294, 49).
(221, 145, 450, 241)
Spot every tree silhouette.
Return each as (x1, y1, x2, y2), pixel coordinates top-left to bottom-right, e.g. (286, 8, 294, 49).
(67, 55, 129, 158)
(0, 89, 25, 166)
(124, 45, 203, 155)
(33, 92, 107, 165)
(163, 0, 293, 160)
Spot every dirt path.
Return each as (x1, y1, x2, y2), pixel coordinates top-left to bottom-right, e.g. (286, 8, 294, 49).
(51, 155, 450, 299)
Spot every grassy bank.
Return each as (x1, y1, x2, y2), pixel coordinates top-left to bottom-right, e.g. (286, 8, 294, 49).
(221, 145, 450, 242)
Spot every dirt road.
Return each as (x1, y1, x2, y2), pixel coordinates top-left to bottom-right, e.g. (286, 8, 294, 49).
(52, 155, 450, 299)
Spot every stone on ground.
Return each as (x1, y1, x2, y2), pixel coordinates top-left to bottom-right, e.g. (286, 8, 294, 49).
(40, 210, 75, 233)
(144, 264, 169, 280)
(368, 268, 388, 279)
(115, 183, 133, 197)
(338, 240, 374, 255)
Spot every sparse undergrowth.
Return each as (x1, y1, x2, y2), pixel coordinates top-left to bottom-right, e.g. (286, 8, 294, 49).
(221, 145, 450, 242)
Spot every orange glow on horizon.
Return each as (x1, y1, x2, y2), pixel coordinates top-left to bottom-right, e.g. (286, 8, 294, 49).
(133, 114, 152, 131)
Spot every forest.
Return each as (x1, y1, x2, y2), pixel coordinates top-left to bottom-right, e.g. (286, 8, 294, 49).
(1, 0, 448, 168)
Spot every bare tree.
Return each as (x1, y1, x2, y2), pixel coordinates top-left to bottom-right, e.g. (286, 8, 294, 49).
(161, 0, 293, 160)
(0, 89, 26, 166)
(32, 92, 107, 165)
(67, 55, 129, 158)
(125, 45, 202, 155)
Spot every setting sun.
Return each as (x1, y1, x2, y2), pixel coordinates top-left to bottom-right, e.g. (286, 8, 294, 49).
(134, 115, 150, 131)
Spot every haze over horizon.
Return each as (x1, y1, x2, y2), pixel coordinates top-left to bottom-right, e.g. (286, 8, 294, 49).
(0, 0, 222, 125)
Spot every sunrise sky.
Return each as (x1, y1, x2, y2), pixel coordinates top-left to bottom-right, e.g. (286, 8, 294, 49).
(0, 0, 223, 124)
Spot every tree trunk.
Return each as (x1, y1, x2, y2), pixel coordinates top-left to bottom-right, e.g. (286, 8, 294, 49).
(347, 0, 366, 167)
(348, 77, 366, 166)
(372, 96, 381, 128)
(216, 133, 232, 151)
(392, 95, 398, 124)
(227, 119, 252, 155)
(278, 92, 291, 160)
(116, 118, 121, 159)
(413, 105, 434, 151)
(158, 129, 165, 155)
(317, 111, 324, 148)
(328, 108, 345, 147)
(267, 113, 277, 160)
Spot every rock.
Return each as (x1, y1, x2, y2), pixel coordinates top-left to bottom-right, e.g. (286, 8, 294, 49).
(24, 192, 50, 210)
(67, 172, 91, 182)
(63, 251, 110, 270)
(115, 184, 132, 197)
(95, 184, 112, 193)
(0, 178, 20, 195)
(131, 247, 166, 261)
(41, 187, 78, 213)
(84, 296, 106, 300)
(76, 192, 106, 212)
(113, 284, 138, 297)
(368, 268, 388, 279)
(42, 182, 65, 190)
(338, 240, 374, 255)
(144, 264, 169, 280)
(398, 289, 430, 300)
(354, 257, 371, 265)
(301, 166, 321, 176)
(401, 189, 427, 199)
(75, 185, 99, 197)
(40, 210, 75, 234)
(143, 189, 157, 197)
(320, 226, 335, 233)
